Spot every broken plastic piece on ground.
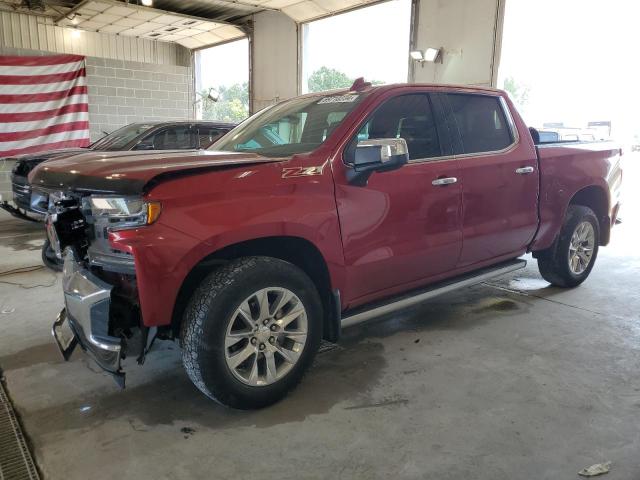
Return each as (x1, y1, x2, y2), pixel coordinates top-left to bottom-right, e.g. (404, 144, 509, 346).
(578, 461, 611, 477)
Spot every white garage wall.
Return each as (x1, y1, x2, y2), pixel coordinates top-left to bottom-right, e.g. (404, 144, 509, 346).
(411, 0, 503, 86)
(251, 11, 299, 111)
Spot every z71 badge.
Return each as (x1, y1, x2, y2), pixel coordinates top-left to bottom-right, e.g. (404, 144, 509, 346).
(282, 166, 324, 178)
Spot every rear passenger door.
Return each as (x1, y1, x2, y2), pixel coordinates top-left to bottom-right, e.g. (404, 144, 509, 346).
(441, 92, 539, 266)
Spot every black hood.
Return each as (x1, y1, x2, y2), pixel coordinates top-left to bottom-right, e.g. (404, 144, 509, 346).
(11, 148, 88, 176)
(29, 149, 278, 195)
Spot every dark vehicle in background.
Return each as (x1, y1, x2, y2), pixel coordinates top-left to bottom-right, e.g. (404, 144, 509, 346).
(5, 121, 234, 216)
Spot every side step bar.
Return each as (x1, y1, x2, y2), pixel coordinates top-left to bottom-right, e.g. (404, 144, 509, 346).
(341, 259, 527, 328)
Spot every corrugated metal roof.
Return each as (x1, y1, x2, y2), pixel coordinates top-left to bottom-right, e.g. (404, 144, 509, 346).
(0, 0, 387, 48)
(151, 0, 262, 23)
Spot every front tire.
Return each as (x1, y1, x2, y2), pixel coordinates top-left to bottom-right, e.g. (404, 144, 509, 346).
(536, 205, 600, 287)
(180, 256, 323, 409)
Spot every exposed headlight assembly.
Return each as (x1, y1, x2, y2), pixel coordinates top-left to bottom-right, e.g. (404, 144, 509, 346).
(89, 196, 161, 230)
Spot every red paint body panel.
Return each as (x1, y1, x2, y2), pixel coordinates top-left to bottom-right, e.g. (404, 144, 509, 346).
(455, 95, 540, 267)
(58, 83, 618, 327)
(530, 142, 622, 250)
(109, 156, 345, 327)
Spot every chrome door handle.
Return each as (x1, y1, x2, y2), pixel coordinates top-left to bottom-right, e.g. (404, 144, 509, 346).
(515, 166, 535, 174)
(432, 177, 458, 186)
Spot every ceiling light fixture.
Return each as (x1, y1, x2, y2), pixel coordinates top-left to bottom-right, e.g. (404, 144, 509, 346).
(141, 0, 153, 6)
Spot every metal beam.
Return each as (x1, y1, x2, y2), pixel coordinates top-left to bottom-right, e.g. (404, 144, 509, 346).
(53, 0, 89, 23)
(200, 0, 277, 12)
(55, 0, 243, 27)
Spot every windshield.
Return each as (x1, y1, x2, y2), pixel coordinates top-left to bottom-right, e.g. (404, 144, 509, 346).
(211, 93, 364, 157)
(91, 124, 156, 151)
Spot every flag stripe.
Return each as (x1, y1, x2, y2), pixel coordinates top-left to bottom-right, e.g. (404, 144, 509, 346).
(0, 103, 88, 123)
(0, 54, 89, 158)
(0, 112, 89, 133)
(1, 139, 89, 158)
(0, 54, 84, 67)
(0, 129, 90, 152)
(0, 94, 88, 114)
(0, 77, 86, 95)
(0, 121, 89, 142)
(0, 68, 85, 85)
(0, 60, 85, 76)
(0, 86, 87, 107)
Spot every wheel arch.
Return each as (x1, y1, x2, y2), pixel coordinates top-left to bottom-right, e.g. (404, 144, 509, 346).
(568, 185, 610, 245)
(170, 236, 340, 342)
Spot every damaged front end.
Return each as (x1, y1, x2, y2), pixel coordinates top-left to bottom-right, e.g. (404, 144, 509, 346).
(46, 191, 160, 387)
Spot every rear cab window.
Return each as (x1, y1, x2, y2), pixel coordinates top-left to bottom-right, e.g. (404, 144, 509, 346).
(445, 93, 514, 154)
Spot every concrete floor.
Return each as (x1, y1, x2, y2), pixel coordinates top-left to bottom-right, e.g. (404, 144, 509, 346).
(0, 157, 639, 480)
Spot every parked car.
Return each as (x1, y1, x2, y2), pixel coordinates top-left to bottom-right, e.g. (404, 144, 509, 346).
(32, 81, 622, 409)
(5, 121, 234, 217)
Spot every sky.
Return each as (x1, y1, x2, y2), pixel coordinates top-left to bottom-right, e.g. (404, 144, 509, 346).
(499, 0, 640, 141)
(197, 38, 249, 90)
(197, 0, 411, 94)
(301, 0, 412, 90)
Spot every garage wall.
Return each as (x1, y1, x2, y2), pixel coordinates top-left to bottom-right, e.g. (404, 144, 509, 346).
(0, 10, 190, 66)
(0, 46, 194, 143)
(411, 0, 503, 86)
(247, 0, 504, 113)
(0, 10, 195, 201)
(0, 10, 195, 143)
(251, 11, 298, 111)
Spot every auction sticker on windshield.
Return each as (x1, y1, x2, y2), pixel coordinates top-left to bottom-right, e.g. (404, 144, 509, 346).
(317, 95, 359, 104)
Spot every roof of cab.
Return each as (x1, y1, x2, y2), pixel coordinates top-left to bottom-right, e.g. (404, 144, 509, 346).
(297, 82, 505, 101)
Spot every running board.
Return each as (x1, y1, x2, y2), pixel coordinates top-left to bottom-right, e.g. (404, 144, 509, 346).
(341, 259, 527, 328)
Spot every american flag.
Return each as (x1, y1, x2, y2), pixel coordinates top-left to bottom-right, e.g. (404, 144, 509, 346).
(0, 54, 90, 158)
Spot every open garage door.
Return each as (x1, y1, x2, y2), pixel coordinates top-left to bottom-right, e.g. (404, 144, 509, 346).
(498, 0, 639, 144)
(301, 0, 411, 93)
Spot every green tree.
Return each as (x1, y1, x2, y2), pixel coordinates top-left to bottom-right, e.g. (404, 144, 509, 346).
(308, 67, 353, 92)
(201, 82, 249, 123)
(307, 67, 385, 93)
(502, 76, 530, 109)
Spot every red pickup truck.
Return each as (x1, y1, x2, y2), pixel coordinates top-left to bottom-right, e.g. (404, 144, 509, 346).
(31, 81, 622, 409)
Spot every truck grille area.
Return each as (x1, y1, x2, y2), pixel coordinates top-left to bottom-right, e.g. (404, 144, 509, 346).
(0, 381, 40, 480)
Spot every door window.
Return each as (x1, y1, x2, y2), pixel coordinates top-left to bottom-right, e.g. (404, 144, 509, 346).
(140, 126, 198, 150)
(445, 94, 513, 154)
(346, 94, 441, 162)
(198, 127, 228, 148)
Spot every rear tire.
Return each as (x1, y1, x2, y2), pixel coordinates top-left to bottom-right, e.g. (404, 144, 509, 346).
(180, 256, 323, 409)
(41, 239, 63, 272)
(536, 205, 599, 287)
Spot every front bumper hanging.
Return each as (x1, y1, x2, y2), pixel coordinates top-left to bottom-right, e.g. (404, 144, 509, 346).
(51, 249, 126, 387)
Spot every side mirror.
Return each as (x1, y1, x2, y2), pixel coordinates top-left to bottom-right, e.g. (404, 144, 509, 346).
(347, 138, 409, 186)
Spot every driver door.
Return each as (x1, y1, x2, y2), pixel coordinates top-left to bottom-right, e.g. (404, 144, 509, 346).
(334, 93, 463, 306)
